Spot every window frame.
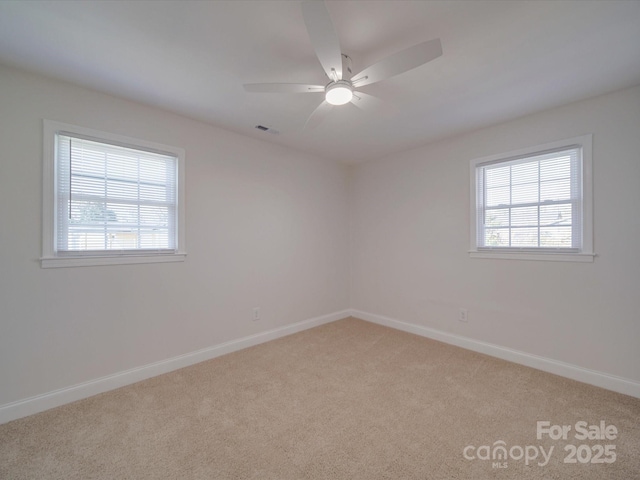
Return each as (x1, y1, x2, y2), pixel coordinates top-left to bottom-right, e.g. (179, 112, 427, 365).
(42, 120, 186, 268)
(469, 135, 594, 262)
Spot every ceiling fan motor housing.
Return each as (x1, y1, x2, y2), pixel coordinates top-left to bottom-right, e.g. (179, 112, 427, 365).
(323, 54, 354, 106)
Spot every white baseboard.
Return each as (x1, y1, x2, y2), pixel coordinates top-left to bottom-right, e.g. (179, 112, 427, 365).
(350, 309, 640, 399)
(4, 308, 637, 425)
(0, 310, 350, 425)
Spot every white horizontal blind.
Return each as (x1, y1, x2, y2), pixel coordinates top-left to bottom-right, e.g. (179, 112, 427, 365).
(55, 134, 178, 255)
(476, 147, 582, 251)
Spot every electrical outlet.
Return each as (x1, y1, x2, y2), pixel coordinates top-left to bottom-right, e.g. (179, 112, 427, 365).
(458, 308, 468, 322)
(252, 307, 260, 321)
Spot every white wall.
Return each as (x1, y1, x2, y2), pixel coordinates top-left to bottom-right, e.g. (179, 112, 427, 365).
(351, 85, 640, 384)
(0, 65, 350, 407)
(1, 60, 638, 417)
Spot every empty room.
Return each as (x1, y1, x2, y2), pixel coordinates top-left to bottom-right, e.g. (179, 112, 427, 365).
(1, 1, 639, 478)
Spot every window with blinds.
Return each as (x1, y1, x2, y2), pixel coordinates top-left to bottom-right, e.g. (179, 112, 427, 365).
(42, 120, 186, 267)
(56, 135, 177, 254)
(470, 135, 593, 261)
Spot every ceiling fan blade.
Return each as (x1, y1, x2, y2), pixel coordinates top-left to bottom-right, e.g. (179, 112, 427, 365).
(304, 101, 333, 130)
(350, 91, 384, 113)
(351, 38, 442, 88)
(244, 83, 324, 93)
(301, 0, 343, 81)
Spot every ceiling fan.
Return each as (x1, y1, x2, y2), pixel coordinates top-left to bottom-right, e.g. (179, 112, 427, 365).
(243, 0, 443, 129)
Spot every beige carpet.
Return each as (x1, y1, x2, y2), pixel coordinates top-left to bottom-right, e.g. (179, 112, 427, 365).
(1, 317, 639, 479)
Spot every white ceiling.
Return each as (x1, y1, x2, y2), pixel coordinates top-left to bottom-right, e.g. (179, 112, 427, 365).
(1, 0, 639, 164)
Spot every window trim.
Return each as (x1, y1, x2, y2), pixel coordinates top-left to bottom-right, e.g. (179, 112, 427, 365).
(42, 120, 186, 268)
(469, 135, 594, 262)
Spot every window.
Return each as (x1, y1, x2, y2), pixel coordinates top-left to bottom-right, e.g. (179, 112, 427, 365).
(42, 120, 186, 267)
(470, 135, 593, 262)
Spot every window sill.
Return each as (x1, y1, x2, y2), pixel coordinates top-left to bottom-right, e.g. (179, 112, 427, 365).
(468, 251, 595, 263)
(41, 252, 187, 268)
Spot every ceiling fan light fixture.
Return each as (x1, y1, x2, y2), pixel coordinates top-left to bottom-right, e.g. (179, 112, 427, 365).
(325, 81, 353, 106)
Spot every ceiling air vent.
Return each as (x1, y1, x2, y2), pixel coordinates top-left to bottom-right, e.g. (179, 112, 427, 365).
(255, 125, 280, 135)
